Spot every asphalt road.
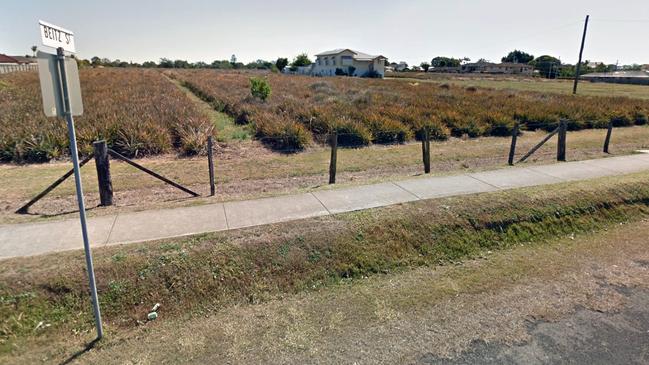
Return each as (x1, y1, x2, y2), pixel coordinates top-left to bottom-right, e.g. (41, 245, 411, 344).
(420, 285, 649, 365)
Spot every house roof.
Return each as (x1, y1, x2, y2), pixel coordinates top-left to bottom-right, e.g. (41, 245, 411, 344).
(11, 56, 36, 64)
(0, 54, 20, 64)
(315, 49, 386, 61)
(0, 54, 35, 64)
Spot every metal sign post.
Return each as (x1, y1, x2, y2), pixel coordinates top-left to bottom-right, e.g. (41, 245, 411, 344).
(38, 21, 103, 340)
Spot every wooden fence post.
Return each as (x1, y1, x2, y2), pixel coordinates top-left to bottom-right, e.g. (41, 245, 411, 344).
(421, 130, 426, 171)
(557, 120, 567, 161)
(93, 140, 113, 206)
(207, 136, 216, 196)
(425, 129, 431, 174)
(329, 131, 338, 184)
(603, 121, 613, 154)
(508, 123, 519, 166)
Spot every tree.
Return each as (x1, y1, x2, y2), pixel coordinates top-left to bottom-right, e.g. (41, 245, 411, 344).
(595, 63, 608, 73)
(91, 56, 102, 66)
(142, 61, 157, 68)
(31, 46, 37, 57)
(530, 55, 561, 78)
(193, 61, 208, 69)
(431, 57, 461, 68)
(159, 58, 174, 68)
(230, 54, 237, 65)
(173, 59, 191, 68)
(420, 62, 430, 72)
(211, 60, 233, 69)
(502, 50, 534, 64)
(76, 58, 91, 68)
(291, 53, 312, 67)
(275, 57, 289, 71)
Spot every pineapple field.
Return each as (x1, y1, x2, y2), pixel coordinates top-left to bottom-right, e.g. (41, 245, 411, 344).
(0, 68, 213, 163)
(1, 67, 648, 162)
(172, 69, 649, 151)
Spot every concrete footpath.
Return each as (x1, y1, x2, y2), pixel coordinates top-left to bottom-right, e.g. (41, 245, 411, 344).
(2, 154, 649, 259)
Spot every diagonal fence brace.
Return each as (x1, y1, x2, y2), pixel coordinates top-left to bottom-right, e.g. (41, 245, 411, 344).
(516, 125, 560, 164)
(108, 149, 200, 197)
(16, 154, 93, 214)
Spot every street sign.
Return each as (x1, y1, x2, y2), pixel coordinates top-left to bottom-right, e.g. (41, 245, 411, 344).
(37, 21, 103, 340)
(37, 51, 83, 117)
(39, 20, 76, 53)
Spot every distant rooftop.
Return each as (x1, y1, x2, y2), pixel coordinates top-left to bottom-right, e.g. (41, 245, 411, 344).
(314, 49, 386, 61)
(0, 54, 35, 64)
(582, 71, 649, 78)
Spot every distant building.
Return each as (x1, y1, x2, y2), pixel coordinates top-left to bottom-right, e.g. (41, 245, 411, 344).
(587, 61, 604, 69)
(428, 66, 461, 73)
(283, 65, 313, 76)
(461, 62, 534, 75)
(394, 62, 408, 72)
(0, 54, 37, 74)
(581, 71, 649, 86)
(311, 49, 387, 77)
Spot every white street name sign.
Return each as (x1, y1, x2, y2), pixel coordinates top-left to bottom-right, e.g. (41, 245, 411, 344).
(39, 20, 76, 53)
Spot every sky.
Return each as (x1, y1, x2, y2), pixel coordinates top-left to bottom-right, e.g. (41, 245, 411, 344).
(2, 0, 648, 66)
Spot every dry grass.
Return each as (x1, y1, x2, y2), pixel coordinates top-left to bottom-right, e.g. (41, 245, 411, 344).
(2, 171, 649, 362)
(0, 174, 649, 363)
(388, 73, 649, 100)
(2, 126, 648, 224)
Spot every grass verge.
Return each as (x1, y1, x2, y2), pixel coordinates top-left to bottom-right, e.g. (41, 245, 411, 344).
(2, 172, 649, 355)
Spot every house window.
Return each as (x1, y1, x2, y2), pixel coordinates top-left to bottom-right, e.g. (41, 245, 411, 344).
(325, 58, 329, 66)
(332, 58, 336, 66)
(341, 56, 353, 66)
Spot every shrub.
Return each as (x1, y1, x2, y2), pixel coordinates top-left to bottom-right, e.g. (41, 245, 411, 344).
(610, 112, 633, 127)
(632, 110, 648, 125)
(366, 115, 413, 144)
(362, 70, 381, 78)
(250, 77, 271, 101)
(176, 120, 214, 155)
(416, 118, 450, 141)
(255, 113, 310, 151)
(335, 68, 347, 76)
(482, 113, 516, 136)
(112, 124, 171, 158)
(334, 119, 372, 147)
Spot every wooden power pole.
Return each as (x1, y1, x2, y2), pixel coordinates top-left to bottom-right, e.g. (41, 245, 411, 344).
(572, 15, 590, 95)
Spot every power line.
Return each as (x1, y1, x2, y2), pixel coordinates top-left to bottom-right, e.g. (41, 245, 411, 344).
(591, 19, 649, 23)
